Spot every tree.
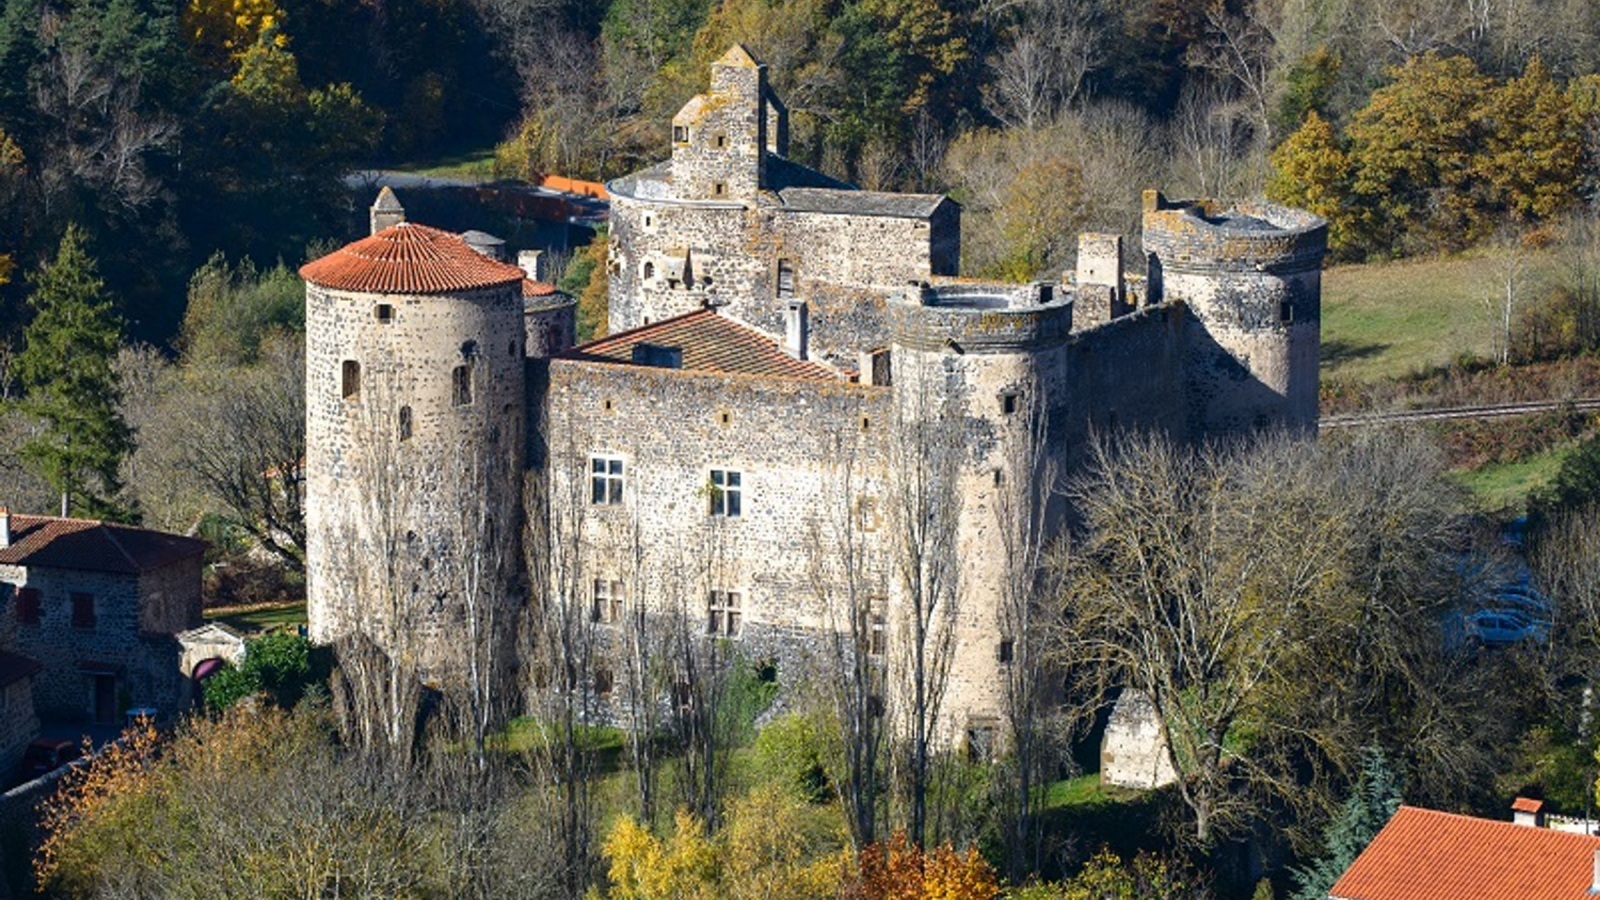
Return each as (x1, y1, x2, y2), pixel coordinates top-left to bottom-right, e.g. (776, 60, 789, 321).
(1472, 56, 1583, 223)
(14, 225, 133, 518)
(1290, 748, 1403, 900)
(1005, 848, 1209, 900)
(1267, 111, 1354, 254)
(853, 832, 999, 900)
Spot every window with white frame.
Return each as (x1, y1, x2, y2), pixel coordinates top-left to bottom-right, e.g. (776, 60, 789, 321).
(709, 469, 742, 517)
(591, 456, 624, 505)
(592, 579, 625, 624)
(707, 590, 741, 637)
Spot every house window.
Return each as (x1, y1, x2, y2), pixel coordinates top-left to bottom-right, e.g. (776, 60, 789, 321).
(375, 303, 394, 324)
(592, 579, 625, 624)
(708, 590, 742, 637)
(398, 406, 413, 441)
(71, 592, 95, 629)
(709, 469, 741, 517)
(16, 588, 39, 624)
(776, 259, 795, 300)
(594, 667, 615, 696)
(855, 496, 880, 532)
(998, 639, 1015, 665)
(865, 606, 886, 657)
(673, 125, 688, 143)
(341, 360, 360, 400)
(452, 364, 473, 406)
(591, 456, 624, 505)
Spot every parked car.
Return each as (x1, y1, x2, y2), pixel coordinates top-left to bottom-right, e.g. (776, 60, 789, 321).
(16, 738, 80, 782)
(1465, 609, 1548, 645)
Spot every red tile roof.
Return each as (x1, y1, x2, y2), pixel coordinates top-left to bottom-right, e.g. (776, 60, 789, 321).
(560, 309, 839, 380)
(0, 649, 40, 688)
(1330, 806, 1600, 900)
(0, 514, 206, 576)
(299, 223, 526, 295)
(1514, 797, 1546, 813)
(523, 279, 560, 298)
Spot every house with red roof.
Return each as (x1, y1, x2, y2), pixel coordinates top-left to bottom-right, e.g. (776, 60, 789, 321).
(1331, 804, 1600, 900)
(0, 508, 206, 723)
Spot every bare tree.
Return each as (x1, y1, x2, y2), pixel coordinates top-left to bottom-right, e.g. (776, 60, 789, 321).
(1484, 224, 1536, 365)
(887, 367, 964, 848)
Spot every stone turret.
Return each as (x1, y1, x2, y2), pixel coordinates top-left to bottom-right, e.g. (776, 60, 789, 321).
(370, 186, 406, 235)
(669, 44, 769, 203)
(299, 215, 526, 686)
(1142, 191, 1327, 432)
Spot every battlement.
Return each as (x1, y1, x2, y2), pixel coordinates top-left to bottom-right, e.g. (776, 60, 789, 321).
(889, 280, 1072, 353)
(1142, 190, 1327, 275)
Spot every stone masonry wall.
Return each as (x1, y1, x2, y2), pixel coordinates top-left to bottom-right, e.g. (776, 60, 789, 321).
(0, 676, 37, 773)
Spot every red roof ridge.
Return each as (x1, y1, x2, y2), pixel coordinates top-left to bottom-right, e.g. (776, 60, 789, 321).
(300, 223, 526, 295)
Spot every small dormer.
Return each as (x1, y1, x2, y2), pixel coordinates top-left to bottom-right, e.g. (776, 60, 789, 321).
(670, 44, 769, 203)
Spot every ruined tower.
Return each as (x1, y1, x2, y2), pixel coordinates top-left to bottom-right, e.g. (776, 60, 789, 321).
(1141, 191, 1327, 432)
(300, 192, 527, 683)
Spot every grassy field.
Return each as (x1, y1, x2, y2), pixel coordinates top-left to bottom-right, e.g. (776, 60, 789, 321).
(1320, 251, 1518, 383)
(1451, 443, 1571, 513)
(210, 601, 308, 635)
(387, 146, 498, 181)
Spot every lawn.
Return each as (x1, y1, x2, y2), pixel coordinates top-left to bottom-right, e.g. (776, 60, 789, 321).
(1319, 251, 1527, 383)
(1451, 443, 1571, 513)
(210, 600, 308, 635)
(386, 145, 498, 181)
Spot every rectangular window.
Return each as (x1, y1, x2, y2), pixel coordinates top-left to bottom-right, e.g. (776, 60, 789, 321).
(341, 360, 360, 400)
(452, 364, 473, 406)
(998, 638, 1015, 665)
(1001, 391, 1019, 415)
(591, 456, 624, 505)
(709, 469, 741, 517)
(1280, 300, 1294, 323)
(71, 592, 95, 629)
(375, 303, 394, 324)
(713, 182, 727, 197)
(592, 579, 625, 624)
(16, 587, 39, 624)
(594, 667, 615, 696)
(708, 590, 741, 637)
(869, 611, 886, 657)
(776, 259, 795, 300)
(673, 125, 688, 143)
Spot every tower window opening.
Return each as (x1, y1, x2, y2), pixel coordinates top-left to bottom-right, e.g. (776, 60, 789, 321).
(713, 132, 727, 149)
(643, 261, 655, 280)
(375, 304, 394, 324)
(998, 639, 1015, 665)
(452, 364, 473, 406)
(707, 590, 742, 637)
(398, 405, 413, 441)
(713, 182, 727, 197)
(1001, 391, 1019, 415)
(591, 455, 625, 505)
(1280, 300, 1294, 323)
(776, 258, 795, 299)
(673, 125, 688, 143)
(509, 340, 518, 358)
(341, 360, 360, 400)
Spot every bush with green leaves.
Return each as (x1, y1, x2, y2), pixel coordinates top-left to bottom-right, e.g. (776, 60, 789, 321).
(202, 632, 321, 711)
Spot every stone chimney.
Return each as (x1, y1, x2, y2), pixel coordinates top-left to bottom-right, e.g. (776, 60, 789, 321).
(461, 230, 507, 262)
(518, 249, 546, 283)
(785, 300, 808, 360)
(1512, 796, 1545, 827)
(0, 507, 11, 548)
(370, 186, 406, 234)
(1073, 232, 1130, 332)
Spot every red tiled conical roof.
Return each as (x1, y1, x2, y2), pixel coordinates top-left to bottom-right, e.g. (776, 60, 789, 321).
(299, 223, 526, 295)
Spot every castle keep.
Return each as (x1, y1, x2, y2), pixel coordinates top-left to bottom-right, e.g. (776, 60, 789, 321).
(300, 46, 1327, 740)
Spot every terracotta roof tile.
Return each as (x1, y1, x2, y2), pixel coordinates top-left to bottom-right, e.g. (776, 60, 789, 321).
(0, 514, 206, 576)
(522, 279, 560, 298)
(299, 223, 526, 295)
(0, 650, 40, 688)
(560, 309, 838, 381)
(1330, 806, 1600, 900)
(1514, 797, 1546, 813)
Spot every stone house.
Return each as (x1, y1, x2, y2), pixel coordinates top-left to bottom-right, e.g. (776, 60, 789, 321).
(0, 509, 206, 722)
(0, 649, 40, 773)
(299, 46, 1326, 747)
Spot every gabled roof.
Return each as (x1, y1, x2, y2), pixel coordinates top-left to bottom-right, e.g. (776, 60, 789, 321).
(0, 650, 41, 688)
(715, 43, 761, 68)
(299, 223, 527, 295)
(778, 187, 950, 219)
(0, 514, 207, 576)
(1330, 806, 1600, 900)
(559, 309, 838, 381)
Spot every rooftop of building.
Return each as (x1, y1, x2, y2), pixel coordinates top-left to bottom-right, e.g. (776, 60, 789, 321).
(777, 186, 949, 219)
(299, 223, 528, 295)
(1329, 805, 1600, 900)
(559, 308, 840, 381)
(0, 513, 207, 576)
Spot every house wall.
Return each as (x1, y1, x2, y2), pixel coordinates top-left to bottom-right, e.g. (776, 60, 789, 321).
(0, 676, 38, 773)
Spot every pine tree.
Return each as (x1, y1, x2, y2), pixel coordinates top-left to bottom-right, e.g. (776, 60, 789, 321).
(1290, 747, 1403, 900)
(15, 225, 133, 519)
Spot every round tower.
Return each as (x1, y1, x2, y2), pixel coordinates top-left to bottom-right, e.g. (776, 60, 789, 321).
(1141, 192, 1327, 432)
(886, 281, 1073, 743)
(300, 209, 527, 685)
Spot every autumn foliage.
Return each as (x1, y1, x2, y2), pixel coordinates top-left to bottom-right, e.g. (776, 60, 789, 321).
(850, 832, 1000, 900)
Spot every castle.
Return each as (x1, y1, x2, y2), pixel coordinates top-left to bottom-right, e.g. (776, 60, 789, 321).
(300, 46, 1326, 743)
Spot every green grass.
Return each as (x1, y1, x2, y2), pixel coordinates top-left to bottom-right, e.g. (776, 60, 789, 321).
(210, 601, 307, 635)
(1321, 251, 1514, 383)
(1043, 773, 1140, 810)
(390, 146, 498, 181)
(1452, 443, 1571, 513)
